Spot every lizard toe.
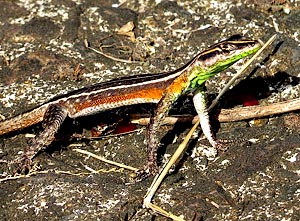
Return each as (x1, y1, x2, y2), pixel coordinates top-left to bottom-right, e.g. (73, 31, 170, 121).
(134, 162, 159, 182)
(8, 155, 33, 175)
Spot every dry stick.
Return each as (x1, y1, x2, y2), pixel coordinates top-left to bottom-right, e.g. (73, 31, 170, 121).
(73, 148, 139, 172)
(143, 120, 200, 220)
(0, 168, 125, 182)
(144, 202, 185, 221)
(143, 34, 277, 220)
(131, 114, 193, 126)
(132, 96, 300, 125)
(84, 39, 142, 64)
(218, 97, 300, 121)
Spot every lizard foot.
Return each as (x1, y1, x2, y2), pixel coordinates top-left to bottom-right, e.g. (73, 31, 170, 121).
(213, 140, 230, 152)
(8, 155, 33, 175)
(214, 138, 247, 152)
(134, 162, 159, 182)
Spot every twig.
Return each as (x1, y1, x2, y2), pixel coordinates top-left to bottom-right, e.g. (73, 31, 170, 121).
(0, 168, 125, 182)
(132, 97, 300, 125)
(73, 148, 139, 172)
(143, 119, 200, 212)
(218, 97, 300, 121)
(84, 39, 142, 64)
(146, 203, 185, 221)
(131, 114, 194, 125)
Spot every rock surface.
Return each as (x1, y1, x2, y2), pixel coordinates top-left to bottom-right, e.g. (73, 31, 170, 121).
(0, 0, 300, 220)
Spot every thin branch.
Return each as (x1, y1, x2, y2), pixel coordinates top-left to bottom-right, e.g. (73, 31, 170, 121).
(218, 97, 300, 122)
(84, 39, 142, 64)
(131, 97, 300, 125)
(73, 148, 139, 172)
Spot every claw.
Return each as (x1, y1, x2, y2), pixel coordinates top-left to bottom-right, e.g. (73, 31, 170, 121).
(214, 138, 246, 152)
(134, 162, 159, 182)
(214, 140, 229, 152)
(134, 169, 151, 182)
(8, 155, 32, 175)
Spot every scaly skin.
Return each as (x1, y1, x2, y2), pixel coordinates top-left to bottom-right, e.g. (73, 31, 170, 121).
(0, 35, 261, 175)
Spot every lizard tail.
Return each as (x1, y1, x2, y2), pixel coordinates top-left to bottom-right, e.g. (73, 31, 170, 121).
(0, 105, 48, 136)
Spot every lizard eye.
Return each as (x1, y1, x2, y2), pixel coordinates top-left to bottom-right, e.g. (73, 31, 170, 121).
(220, 44, 232, 52)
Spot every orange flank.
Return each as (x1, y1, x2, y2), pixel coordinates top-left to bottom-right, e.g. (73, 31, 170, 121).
(166, 74, 189, 95)
(74, 87, 166, 113)
(134, 87, 165, 101)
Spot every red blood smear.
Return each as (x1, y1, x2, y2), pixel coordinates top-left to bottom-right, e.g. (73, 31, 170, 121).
(113, 121, 137, 134)
(241, 94, 259, 106)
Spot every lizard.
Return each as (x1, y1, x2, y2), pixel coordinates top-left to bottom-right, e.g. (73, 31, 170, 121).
(0, 35, 261, 175)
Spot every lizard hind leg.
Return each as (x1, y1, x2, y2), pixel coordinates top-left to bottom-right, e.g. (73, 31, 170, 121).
(11, 104, 68, 173)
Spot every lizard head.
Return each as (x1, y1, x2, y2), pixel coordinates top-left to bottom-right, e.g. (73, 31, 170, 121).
(198, 35, 261, 70)
(189, 35, 261, 87)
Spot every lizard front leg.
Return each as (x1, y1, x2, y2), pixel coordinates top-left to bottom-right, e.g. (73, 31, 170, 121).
(10, 104, 68, 173)
(145, 93, 177, 174)
(192, 89, 220, 148)
(145, 76, 188, 175)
